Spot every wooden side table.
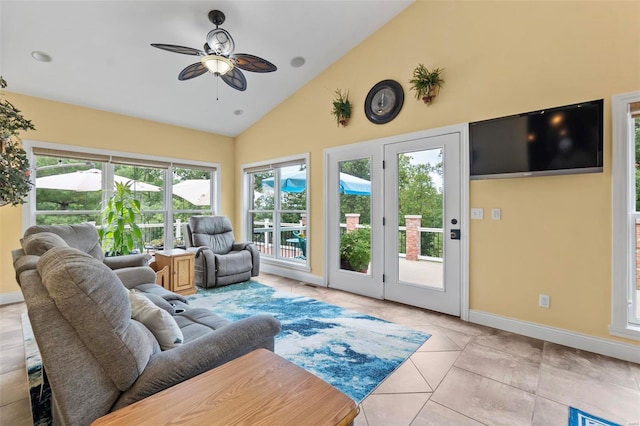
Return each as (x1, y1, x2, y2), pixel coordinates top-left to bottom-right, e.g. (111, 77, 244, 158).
(92, 349, 359, 426)
(153, 249, 196, 296)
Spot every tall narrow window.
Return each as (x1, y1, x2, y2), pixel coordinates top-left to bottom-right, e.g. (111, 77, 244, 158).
(611, 92, 640, 340)
(245, 158, 308, 266)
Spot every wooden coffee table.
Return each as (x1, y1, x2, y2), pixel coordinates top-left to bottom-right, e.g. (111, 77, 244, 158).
(92, 349, 359, 425)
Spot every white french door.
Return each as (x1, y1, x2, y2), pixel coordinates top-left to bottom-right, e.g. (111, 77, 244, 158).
(326, 127, 464, 316)
(383, 132, 461, 315)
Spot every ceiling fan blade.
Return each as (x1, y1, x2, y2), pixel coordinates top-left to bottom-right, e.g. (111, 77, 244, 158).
(151, 43, 204, 56)
(178, 62, 208, 81)
(231, 54, 277, 73)
(221, 68, 247, 91)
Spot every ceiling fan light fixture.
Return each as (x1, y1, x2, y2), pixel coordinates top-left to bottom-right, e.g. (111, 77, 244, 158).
(201, 55, 234, 76)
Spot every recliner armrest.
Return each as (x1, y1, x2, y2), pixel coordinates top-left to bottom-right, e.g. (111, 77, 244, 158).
(104, 253, 151, 269)
(114, 266, 158, 289)
(113, 314, 282, 409)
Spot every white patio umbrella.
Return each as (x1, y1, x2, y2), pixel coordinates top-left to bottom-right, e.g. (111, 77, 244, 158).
(172, 179, 210, 206)
(36, 168, 160, 192)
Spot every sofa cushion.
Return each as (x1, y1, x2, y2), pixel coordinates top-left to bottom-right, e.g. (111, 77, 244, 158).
(215, 250, 253, 276)
(22, 232, 69, 256)
(128, 291, 184, 350)
(25, 223, 105, 260)
(37, 247, 156, 391)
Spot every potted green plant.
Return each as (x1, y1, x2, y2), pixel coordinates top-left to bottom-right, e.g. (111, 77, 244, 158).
(409, 65, 444, 105)
(98, 181, 144, 256)
(0, 76, 35, 206)
(339, 227, 371, 272)
(331, 89, 352, 127)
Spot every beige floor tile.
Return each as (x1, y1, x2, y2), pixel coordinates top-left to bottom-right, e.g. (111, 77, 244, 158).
(531, 396, 568, 426)
(0, 328, 26, 352)
(0, 398, 32, 426)
(431, 367, 536, 426)
(434, 314, 495, 337)
(629, 361, 640, 391)
(411, 400, 483, 426)
(437, 326, 476, 350)
(0, 346, 25, 375)
(374, 359, 432, 394)
(353, 407, 368, 426)
(537, 364, 640, 424)
(361, 393, 430, 426)
(0, 368, 29, 406)
(413, 325, 461, 352)
(542, 342, 638, 390)
(454, 341, 540, 393)
(410, 351, 460, 390)
(472, 330, 544, 363)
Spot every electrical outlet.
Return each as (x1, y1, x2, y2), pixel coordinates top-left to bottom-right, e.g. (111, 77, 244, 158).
(539, 294, 550, 308)
(492, 208, 501, 220)
(471, 208, 484, 220)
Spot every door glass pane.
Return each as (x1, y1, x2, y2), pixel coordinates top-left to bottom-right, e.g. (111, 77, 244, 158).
(397, 149, 444, 288)
(339, 159, 371, 274)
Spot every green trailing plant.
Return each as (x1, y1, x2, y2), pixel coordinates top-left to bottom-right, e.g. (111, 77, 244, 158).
(0, 76, 35, 206)
(331, 89, 352, 127)
(98, 181, 144, 256)
(409, 65, 444, 105)
(339, 226, 371, 272)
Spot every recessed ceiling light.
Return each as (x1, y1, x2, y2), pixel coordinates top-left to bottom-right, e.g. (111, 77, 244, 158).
(290, 56, 305, 68)
(31, 51, 52, 62)
(233, 109, 244, 116)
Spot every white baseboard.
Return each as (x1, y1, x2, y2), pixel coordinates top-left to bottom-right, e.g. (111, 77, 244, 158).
(260, 264, 325, 287)
(0, 291, 24, 306)
(469, 310, 640, 364)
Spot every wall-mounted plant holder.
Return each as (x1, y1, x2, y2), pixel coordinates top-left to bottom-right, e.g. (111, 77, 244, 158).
(331, 89, 352, 127)
(409, 65, 444, 105)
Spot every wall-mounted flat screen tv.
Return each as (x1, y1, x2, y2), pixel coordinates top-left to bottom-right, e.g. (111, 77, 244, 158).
(469, 99, 603, 179)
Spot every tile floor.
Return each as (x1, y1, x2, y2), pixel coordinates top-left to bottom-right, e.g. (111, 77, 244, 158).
(1, 273, 639, 425)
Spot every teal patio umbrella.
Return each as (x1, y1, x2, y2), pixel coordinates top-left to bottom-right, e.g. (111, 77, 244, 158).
(262, 171, 370, 195)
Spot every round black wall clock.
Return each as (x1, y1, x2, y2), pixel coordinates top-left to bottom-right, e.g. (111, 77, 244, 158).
(364, 79, 404, 124)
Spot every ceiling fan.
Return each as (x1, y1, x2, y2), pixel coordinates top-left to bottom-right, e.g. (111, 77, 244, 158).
(151, 10, 277, 92)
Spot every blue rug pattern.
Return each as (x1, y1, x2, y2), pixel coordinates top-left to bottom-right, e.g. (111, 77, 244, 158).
(569, 407, 621, 426)
(22, 313, 52, 426)
(187, 281, 430, 402)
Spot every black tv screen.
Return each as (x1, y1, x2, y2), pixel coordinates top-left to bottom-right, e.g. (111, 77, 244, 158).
(469, 99, 603, 179)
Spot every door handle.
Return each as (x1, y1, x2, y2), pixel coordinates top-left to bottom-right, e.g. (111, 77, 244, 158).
(450, 229, 460, 240)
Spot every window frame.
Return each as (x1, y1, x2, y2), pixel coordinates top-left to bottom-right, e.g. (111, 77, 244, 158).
(23, 140, 221, 250)
(242, 153, 310, 271)
(611, 91, 640, 340)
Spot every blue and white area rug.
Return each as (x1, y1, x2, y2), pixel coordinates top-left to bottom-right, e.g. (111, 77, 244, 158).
(568, 407, 621, 426)
(187, 280, 431, 402)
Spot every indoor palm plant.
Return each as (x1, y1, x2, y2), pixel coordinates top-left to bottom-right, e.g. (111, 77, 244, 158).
(409, 65, 444, 105)
(98, 181, 144, 256)
(331, 89, 352, 127)
(0, 76, 35, 206)
(339, 227, 371, 272)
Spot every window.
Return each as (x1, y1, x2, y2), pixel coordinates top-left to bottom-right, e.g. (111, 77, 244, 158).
(611, 92, 640, 340)
(27, 143, 218, 252)
(244, 156, 308, 267)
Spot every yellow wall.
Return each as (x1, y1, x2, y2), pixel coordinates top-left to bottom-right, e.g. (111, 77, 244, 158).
(235, 1, 639, 344)
(0, 93, 234, 295)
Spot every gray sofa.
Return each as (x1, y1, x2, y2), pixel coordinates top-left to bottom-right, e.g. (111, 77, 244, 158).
(183, 216, 260, 288)
(12, 227, 281, 426)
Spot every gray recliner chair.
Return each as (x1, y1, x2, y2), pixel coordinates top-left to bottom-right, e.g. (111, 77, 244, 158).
(183, 216, 260, 288)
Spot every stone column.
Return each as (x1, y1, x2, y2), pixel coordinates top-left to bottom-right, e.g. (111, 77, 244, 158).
(345, 214, 360, 233)
(405, 215, 422, 261)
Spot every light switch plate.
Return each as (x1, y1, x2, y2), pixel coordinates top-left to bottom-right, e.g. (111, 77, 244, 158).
(492, 208, 501, 220)
(471, 208, 483, 220)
